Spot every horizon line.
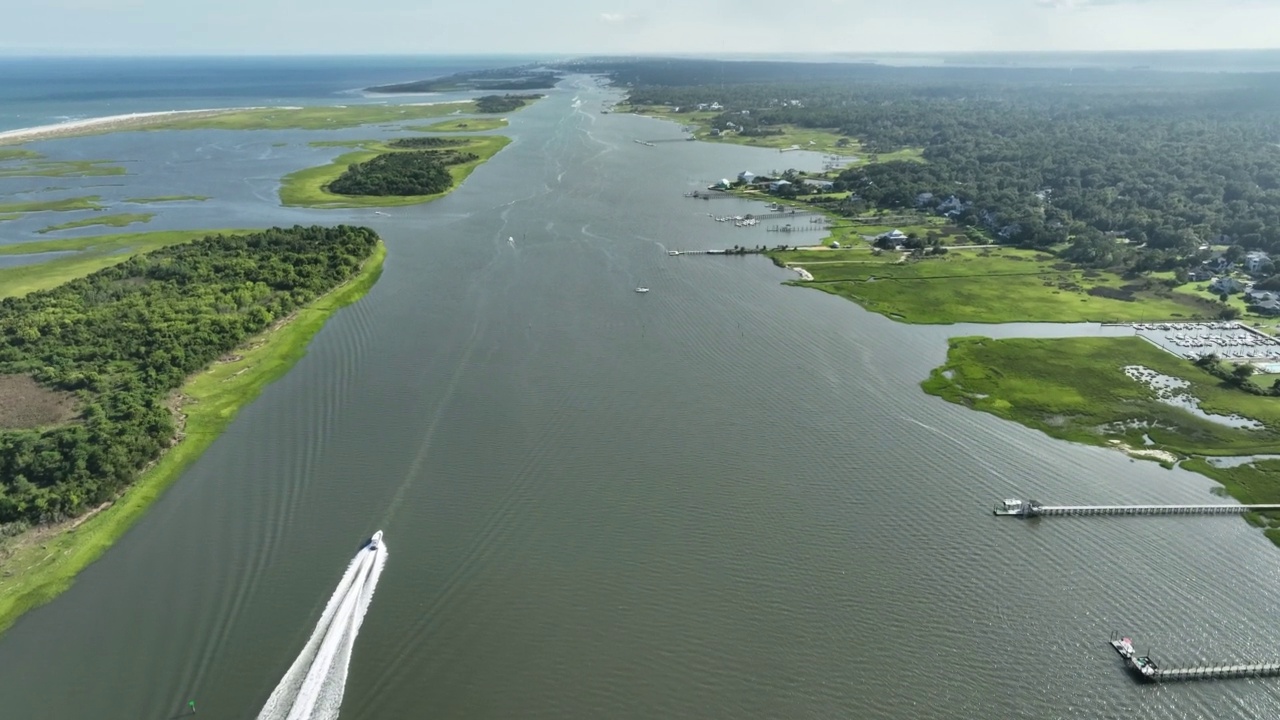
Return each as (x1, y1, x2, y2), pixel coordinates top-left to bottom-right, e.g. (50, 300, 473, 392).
(2, 48, 1280, 59)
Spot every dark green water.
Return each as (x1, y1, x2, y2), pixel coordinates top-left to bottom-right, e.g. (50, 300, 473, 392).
(3, 77, 1280, 719)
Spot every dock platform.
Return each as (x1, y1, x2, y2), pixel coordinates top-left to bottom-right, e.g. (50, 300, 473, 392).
(994, 498, 1280, 518)
(1110, 636, 1280, 683)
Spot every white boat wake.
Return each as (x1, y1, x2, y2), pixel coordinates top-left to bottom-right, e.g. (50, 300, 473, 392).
(256, 532, 388, 720)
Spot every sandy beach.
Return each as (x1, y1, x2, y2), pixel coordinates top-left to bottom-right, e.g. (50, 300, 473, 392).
(0, 100, 475, 147)
(0, 108, 252, 146)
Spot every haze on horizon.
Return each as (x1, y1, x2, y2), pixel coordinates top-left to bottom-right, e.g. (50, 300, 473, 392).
(1, 0, 1277, 57)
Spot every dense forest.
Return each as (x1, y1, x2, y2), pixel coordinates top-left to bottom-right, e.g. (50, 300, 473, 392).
(475, 94, 542, 113)
(387, 137, 466, 150)
(568, 58, 1280, 270)
(0, 226, 380, 527)
(328, 148, 478, 196)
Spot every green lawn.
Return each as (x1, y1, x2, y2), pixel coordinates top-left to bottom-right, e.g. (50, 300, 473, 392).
(0, 228, 256, 298)
(145, 102, 483, 132)
(768, 246, 1223, 324)
(37, 212, 154, 234)
(124, 195, 209, 204)
(408, 117, 508, 132)
(0, 241, 386, 635)
(279, 135, 511, 208)
(922, 335, 1280, 544)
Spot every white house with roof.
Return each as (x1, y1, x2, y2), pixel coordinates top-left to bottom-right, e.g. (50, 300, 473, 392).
(877, 229, 907, 243)
(1210, 276, 1247, 294)
(738, 171, 756, 184)
(768, 179, 792, 192)
(1245, 250, 1272, 273)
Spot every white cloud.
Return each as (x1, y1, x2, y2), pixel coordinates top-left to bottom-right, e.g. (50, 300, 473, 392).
(599, 12, 636, 24)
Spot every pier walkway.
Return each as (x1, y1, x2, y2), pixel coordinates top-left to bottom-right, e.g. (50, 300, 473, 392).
(1155, 664, 1280, 682)
(994, 498, 1280, 517)
(1111, 637, 1280, 682)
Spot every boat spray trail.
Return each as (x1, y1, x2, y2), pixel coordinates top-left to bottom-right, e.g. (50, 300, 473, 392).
(256, 535, 387, 720)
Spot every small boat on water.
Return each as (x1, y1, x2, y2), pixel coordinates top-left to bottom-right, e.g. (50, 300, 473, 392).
(367, 530, 383, 550)
(1110, 636, 1136, 660)
(635, 287, 650, 294)
(1110, 635, 1159, 680)
(668, 250, 680, 256)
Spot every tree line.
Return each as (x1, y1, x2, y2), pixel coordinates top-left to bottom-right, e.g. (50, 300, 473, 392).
(475, 94, 542, 113)
(0, 225, 379, 527)
(328, 149, 478, 197)
(578, 58, 1280, 275)
(387, 137, 467, 149)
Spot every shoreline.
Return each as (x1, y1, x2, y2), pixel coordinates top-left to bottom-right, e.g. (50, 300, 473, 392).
(0, 241, 387, 636)
(0, 100, 480, 147)
(0, 108, 253, 146)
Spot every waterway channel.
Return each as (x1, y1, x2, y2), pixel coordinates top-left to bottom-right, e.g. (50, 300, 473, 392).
(2, 75, 1280, 719)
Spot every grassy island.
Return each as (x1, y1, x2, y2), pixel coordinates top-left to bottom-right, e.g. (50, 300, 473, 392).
(0, 196, 105, 216)
(0, 227, 385, 634)
(144, 97, 538, 133)
(0, 148, 123, 178)
(37, 212, 154, 234)
(923, 336, 1280, 543)
(125, 195, 209, 204)
(408, 117, 508, 133)
(280, 134, 510, 208)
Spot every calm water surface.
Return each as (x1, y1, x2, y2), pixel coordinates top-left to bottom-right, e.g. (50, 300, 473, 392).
(1, 75, 1280, 720)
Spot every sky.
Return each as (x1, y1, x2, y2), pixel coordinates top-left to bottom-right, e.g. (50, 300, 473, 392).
(1, 0, 1278, 55)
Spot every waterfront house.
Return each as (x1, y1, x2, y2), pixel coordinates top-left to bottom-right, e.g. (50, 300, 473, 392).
(1210, 276, 1247, 294)
(1250, 297, 1280, 316)
(877, 229, 907, 243)
(768, 180, 792, 192)
(738, 171, 756, 184)
(803, 179, 835, 191)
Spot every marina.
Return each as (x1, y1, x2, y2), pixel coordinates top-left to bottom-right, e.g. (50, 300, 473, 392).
(994, 498, 1280, 517)
(1123, 321, 1280, 362)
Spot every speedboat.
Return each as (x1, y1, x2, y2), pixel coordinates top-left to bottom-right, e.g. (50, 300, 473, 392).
(1111, 637, 1136, 659)
(368, 530, 383, 550)
(635, 287, 650, 294)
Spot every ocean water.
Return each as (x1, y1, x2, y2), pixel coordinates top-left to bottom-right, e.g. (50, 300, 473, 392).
(0, 55, 555, 133)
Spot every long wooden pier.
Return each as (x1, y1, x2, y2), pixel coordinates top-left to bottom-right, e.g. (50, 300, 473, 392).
(995, 499, 1280, 518)
(1155, 663, 1280, 682)
(1111, 637, 1280, 683)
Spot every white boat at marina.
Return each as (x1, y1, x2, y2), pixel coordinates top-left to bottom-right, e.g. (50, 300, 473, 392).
(635, 287, 650, 293)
